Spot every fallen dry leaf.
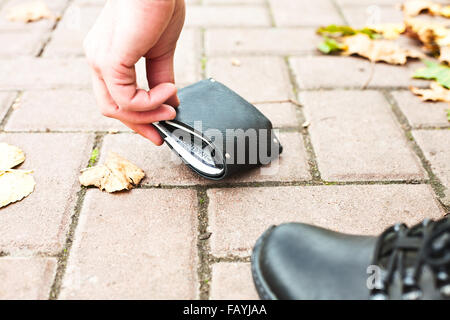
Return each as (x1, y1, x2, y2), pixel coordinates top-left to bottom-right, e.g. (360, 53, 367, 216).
(402, 0, 449, 18)
(368, 23, 406, 40)
(341, 33, 423, 64)
(6, 1, 55, 23)
(79, 152, 145, 193)
(0, 143, 35, 208)
(402, 0, 439, 17)
(0, 142, 25, 170)
(404, 17, 449, 53)
(0, 170, 35, 208)
(410, 81, 450, 102)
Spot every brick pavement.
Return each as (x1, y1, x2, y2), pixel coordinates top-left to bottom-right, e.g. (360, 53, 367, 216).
(0, 0, 448, 300)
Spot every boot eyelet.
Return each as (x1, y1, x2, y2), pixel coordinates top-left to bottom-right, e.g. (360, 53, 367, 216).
(369, 292, 388, 300)
(402, 289, 422, 300)
(439, 284, 450, 297)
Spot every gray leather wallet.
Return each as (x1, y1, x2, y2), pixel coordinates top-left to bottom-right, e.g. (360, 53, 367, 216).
(153, 79, 283, 180)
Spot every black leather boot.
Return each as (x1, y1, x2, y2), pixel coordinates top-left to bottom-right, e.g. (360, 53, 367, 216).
(251, 217, 450, 300)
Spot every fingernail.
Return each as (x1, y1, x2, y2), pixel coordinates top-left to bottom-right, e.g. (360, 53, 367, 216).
(169, 107, 177, 119)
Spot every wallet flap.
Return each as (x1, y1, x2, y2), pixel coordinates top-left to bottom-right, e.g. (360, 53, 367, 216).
(173, 79, 273, 136)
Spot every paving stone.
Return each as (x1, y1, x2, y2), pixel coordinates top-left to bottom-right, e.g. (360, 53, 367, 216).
(205, 28, 321, 56)
(44, 5, 102, 57)
(210, 263, 259, 300)
(5, 89, 129, 132)
(391, 90, 450, 128)
(0, 258, 57, 299)
(208, 185, 444, 257)
(185, 5, 270, 27)
(174, 29, 202, 86)
(300, 90, 425, 181)
(207, 56, 294, 103)
(289, 56, 429, 89)
(0, 30, 48, 56)
(341, 4, 403, 28)
(60, 189, 198, 299)
(269, 0, 343, 27)
(0, 133, 94, 255)
(0, 0, 67, 31)
(413, 130, 450, 206)
(0, 90, 15, 122)
(100, 130, 309, 185)
(254, 102, 299, 128)
(0, 58, 91, 90)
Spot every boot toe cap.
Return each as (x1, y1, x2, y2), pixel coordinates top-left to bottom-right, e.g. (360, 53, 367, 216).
(251, 223, 377, 300)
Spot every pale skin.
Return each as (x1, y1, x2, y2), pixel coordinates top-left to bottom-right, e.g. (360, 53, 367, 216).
(84, 0, 185, 145)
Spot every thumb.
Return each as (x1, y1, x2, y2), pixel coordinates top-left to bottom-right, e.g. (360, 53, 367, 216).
(102, 60, 177, 112)
(146, 51, 180, 107)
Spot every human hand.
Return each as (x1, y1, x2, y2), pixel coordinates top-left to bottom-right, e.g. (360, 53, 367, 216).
(84, 0, 185, 145)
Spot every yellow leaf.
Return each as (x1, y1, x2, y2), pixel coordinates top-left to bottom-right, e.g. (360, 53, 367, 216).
(440, 6, 450, 18)
(341, 33, 423, 65)
(410, 81, 450, 102)
(368, 23, 405, 40)
(6, 1, 55, 23)
(0, 143, 36, 208)
(79, 152, 145, 193)
(0, 170, 35, 208)
(0, 142, 25, 170)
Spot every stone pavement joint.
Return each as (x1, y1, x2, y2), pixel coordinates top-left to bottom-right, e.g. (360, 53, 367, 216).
(412, 130, 450, 208)
(197, 188, 212, 300)
(49, 187, 87, 300)
(49, 132, 104, 300)
(35, 0, 73, 58)
(284, 56, 322, 182)
(383, 91, 450, 210)
(0, 90, 18, 130)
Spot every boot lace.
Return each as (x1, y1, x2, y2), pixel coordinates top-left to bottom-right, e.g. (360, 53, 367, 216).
(369, 217, 450, 300)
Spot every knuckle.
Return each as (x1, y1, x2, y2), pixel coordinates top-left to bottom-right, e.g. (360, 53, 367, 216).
(117, 102, 131, 112)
